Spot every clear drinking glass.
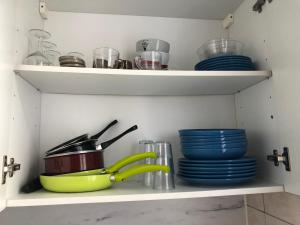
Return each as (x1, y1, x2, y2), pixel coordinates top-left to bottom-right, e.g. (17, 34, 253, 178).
(93, 47, 119, 68)
(42, 41, 57, 51)
(23, 29, 51, 65)
(134, 51, 162, 70)
(44, 50, 61, 66)
(139, 140, 155, 187)
(153, 141, 175, 190)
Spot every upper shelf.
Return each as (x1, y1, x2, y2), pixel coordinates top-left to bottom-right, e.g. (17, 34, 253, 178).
(47, 0, 244, 20)
(8, 180, 283, 207)
(15, 65, 271, 96)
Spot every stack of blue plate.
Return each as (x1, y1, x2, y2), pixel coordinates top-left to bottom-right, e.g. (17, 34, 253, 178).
(178, 157, 256, 185)
(194, 55, 255, 71)
(178, 129, 256, 185)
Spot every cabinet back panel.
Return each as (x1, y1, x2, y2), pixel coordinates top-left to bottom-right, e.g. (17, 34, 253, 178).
(44, 11, 227, 70)
(40, 94, 236, 171)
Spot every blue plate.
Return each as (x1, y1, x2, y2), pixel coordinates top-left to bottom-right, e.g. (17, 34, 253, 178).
(178, 163, 256, 169)
(198, 65, 255, 70)
(178, 157, 255, 164)
(178, 165, 256, 172)
(197, 61, 254, 68)
(177, 171, 256, 179)
(178, 168, 256, 175)
(196, 67, 255, 71)
(181, 144, 247, 149)
(195, 63, 254, 70)
(196, 55, 252, 66)
(195, 60, 253, 69)
(179, 129, 245, 136)
(178, 175, 256, 185)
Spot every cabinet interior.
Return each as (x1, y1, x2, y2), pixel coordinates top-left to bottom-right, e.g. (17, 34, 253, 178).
(3, 0, 290, 206)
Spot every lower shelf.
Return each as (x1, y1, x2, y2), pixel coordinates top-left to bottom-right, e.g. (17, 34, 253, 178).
(7, 179, 283, 207)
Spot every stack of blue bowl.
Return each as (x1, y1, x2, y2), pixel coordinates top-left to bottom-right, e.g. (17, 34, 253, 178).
(177, 129, 256, 185)
(194, 55, 255, 71)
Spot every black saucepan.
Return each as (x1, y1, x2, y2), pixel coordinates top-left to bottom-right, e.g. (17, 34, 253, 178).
(44, 125, 138, 175)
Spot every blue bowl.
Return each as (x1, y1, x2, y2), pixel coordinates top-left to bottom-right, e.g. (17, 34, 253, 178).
(178, 157, 256, 164)
(181, 142, 247, 149)
(180, 138, 247, 145)
(179, 129, 245, 136)
(182, 148, 246, 160)
(180, 135, 246, 140)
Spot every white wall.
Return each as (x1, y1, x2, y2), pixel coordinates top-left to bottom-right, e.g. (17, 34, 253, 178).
(40, 94, 236, 172)
(44, 11, 227, 69)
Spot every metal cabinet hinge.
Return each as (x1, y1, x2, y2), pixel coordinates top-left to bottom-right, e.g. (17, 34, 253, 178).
(253, 0, 273, 13)
(2, 156, 21, 185)
(267, 147, 291, 171)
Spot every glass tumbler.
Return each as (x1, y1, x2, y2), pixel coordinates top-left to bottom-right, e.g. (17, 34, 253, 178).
(153, 141, 175, 190)
(44, 50, 61, 66)
(139, 140, 155, 187)
(23, 29, 51, 65)
(134, 51, 162, 70)
(42, 41, 57, 51)
(93, 47, 119, 68)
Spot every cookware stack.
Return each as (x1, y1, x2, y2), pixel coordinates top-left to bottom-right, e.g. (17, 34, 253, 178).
(39, 120, 170, 193)
(44, 120, 138, 175)
(177, 129, 257, 185)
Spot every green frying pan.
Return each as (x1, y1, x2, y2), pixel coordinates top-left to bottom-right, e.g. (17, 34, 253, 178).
(40, 152, 170, 193)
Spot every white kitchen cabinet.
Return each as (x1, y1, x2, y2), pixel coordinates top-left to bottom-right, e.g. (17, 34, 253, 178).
(0, 0, 298, 212)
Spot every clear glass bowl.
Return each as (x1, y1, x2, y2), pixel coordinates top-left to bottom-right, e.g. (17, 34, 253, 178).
(197, 39, 244, 60)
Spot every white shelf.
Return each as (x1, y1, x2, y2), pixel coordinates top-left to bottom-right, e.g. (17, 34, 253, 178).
(15, 65, 271, 96)
(7, 180, 283, 207)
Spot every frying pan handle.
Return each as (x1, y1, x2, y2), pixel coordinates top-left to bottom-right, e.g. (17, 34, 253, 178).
(111, 164, 170, 182)
(106, 152, 157, 173)
(100, 125, 138, 150)
(90, 120, 118, 140)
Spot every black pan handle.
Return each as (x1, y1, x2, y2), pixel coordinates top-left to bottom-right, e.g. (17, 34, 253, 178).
(99, 125, 138, 150)
(90, 120, 118, 140)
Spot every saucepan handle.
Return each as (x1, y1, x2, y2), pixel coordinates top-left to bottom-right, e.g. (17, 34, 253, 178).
(111, 164, 170, 182)
(106, 152, 157, 173)
(99, 125, 138, 150)
(90, 119, 118, 140)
